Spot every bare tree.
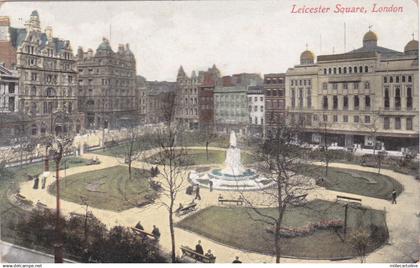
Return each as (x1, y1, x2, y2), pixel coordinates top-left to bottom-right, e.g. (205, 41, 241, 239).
(152, 93, 188, 263)
(365, 112, 380, 156)
(239, 121, 315, 263)
(320, 115, 332, 177)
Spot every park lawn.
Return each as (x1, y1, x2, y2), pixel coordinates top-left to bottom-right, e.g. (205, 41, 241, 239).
(48, 166, 156, 211)
(176, 200, 388, 259)
(301, 165, 403, 200)
(146, 149, 257, 166)
(0, 157, 88, 245)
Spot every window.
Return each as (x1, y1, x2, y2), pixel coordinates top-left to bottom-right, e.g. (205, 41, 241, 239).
(408, 75, 412, 83)
(343, 83, 348, 89)
(332, 83, 338, 90)
(324, 68, 327, 74)
(343, 115, 348, 123)
(30, 86, 36, 96)
(333, 68, 337, 74)
(395, 117, 401, 129)
(365, 116, 370, 124)
(299, 88, 303, 108)
(254, 106, 257, 112)
(338, 67, 342, 74)
(313, 114, 318, 121)
(261, 118, 264, 125)
(390, 76, 393, 83)
(31, 124, 37, 136)
(322, 83, 328, 90)
(31, 73, 37, 81)
(354, 95, 359, 110)
(395, 88, 401, 110)
(333, 115, 338, 122)
(359, 66, 363, 73)
(343, 67, 347, 73)
(349, 66, 352, 73)
(365, 66, 368, 72)
(323, 96, 328, 110)
(384, 117, 390, 129)
(407, 87, 413, 109)
(307, 89, 311, 108)
(333, 96, 338, 109)
(323, 114, 328, 122)
(365, 96, 371, 109)
(402, 76, 405, 83)
(291, 89, 295, 108)
(364, 81, 370, 89)
(384, 87, 390, 109)
(353, 82, 359, 89)
(396, 76, 399, 83)
(354, 66, 357, 73)
(406, 118, 413, 130)
(384, 77, 387, 83)
(354, 115, 359, 123)
(343, 96, 348, 110)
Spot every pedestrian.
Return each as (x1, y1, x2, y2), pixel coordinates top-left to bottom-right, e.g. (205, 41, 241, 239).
(41, 176, 47, 189)
(194, 184, 201, 201)
(135, 221, 144, 230)
(391, 189, 397, 204)
(232, 256, 242, 263)
(33, 176, 39, 189)
(209, 179, 213, 192)
(195, 240, 204, 255)
(152, 225, 161, 240)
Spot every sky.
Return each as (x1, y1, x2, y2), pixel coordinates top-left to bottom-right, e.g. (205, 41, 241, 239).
(0, 0, 418, 81)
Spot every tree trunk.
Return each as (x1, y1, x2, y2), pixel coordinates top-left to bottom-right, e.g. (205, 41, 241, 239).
(206, 141, 209, 160)
(274, 222, 281, 263)
(169, 194, 176, 263)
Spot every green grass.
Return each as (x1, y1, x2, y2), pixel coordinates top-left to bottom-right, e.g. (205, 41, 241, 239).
(145, 149, 257, 166)
(0, 157, 88, 245)
(302, 165, 403, 200)
(176, 200, 388, 259)
(48, 166, 157, 211)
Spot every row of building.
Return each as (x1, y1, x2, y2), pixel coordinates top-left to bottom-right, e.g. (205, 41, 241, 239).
(0, 10, 418, 151)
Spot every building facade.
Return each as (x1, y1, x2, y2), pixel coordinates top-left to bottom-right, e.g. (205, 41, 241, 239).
(263, 73, 286, 136)
(76, 38, 137, 129)
(0, 65, 19, 113)
(9, 11, 84, 137)
(247, 85, 264, 137)
(286, 30, 419, 151)
(145, 81, 176, 124)
(0, 16, 18, 69)
(136, 75, 147, 123)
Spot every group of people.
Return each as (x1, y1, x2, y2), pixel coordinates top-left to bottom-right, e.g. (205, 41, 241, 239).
(194, 240, 241, 263)
(32, 175, 47, 190)
(151, 166, 160, 177)
(135, 221, 161, 240)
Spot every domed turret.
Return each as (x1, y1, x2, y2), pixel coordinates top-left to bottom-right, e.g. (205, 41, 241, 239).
(363, 30, 378, 48)
(404, 39, 418, 55)
(300, 49, 315, 65)
(97, 37, 112, 51)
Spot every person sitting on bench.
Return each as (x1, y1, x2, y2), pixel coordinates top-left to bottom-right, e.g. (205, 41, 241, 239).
(195, 240, 204, 255)
(152, 225, 161, 240)
(176, 203, 184, 213)
(205, 249, 215, 260)
(232, 256, 242, 263)
(135, 221, 144, 230)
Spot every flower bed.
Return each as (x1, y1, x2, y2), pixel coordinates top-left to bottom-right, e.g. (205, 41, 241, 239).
(266, 220, 344, 238)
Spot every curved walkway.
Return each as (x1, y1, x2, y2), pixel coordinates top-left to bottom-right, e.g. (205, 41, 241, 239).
(17, 148, 419, 263)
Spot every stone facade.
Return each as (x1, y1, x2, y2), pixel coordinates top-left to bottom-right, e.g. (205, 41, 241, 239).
(263, 73, 285, 136)
(13, 11, 84, 137)
(76, 38, 137, 129)
(286, 30, 419, 151)
(136, 75, 147, 123)
(145, 80, 176, 124)
(0, 65, 19, 113)
(247, 85, 264, 137)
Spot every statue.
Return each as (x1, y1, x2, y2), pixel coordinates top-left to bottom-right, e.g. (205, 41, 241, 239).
(229, 130, 237, 148)
(223, 131, 243, 175)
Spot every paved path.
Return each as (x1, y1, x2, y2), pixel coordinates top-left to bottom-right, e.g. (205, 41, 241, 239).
(17, 148, 419, 263)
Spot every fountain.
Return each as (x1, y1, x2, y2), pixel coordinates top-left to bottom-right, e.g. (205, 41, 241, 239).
(189, 131, 274, 191)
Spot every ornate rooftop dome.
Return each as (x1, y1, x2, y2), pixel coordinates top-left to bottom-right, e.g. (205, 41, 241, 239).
(97, 37, 112, 51)
(300, 50, 315, 64)
(363, 30, 378, 42)
(404, 39, 418, 53)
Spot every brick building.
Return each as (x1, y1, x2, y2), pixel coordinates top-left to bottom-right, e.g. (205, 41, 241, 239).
(263, 73, 286, 136)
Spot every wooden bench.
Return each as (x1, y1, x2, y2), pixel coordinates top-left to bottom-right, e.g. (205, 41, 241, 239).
(130, 227, 156, 240)
(35, 201, 48, 210)
(336, 195, 362, 205)
(86, 159, 101, 165)
(176, 203, 197, 216)
(15, 193, 33, 207)
(218, 197, 243, 206)
(180, 246, 216, 263)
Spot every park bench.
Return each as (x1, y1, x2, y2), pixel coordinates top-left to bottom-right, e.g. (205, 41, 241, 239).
(336, 195, 362, 205)
(86, 159, 101, 165)
(180, 246, 216, 263)
(15, 193, 33, 207)
(130, 227, 157, 240)
(175, 202, 197, 216)
(35, 201, 48, 210)
(218, 197, 243, 206)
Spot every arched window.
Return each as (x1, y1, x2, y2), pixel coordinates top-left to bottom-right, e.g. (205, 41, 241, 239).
(328, 68, 332, 74)
(46, 88, 56, 97)
(359, 66, 363, 73)
(364, 66, 368, 73)
(349, 66, 352, 73)
(354, 66, 358, 73)
(343, 67, 347, 73)
(338, 67, 342, 74)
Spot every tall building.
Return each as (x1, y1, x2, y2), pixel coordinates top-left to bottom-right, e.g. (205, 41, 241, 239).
(3, 11, 85, 137)
(136, 75, 147, 123)
(0, 65, 19, 113)
(198, 66, 220, 130)
(145, 81, 176, 124)
(174, 65, 220, 129)
(286, 30, 419, 151)
(263, 73, 286, 136)
(76, 38, 137, 129)
(0, 16, 18, 69)
(247, 85, 265, 137)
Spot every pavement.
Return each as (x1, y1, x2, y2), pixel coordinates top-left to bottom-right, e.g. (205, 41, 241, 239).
(15, 147, 420, 263)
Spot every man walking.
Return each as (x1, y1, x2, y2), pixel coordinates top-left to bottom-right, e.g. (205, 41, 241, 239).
(209, 179, 213, 192)
(194, 184, 201, 200)
(391, 189, 397, 204)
